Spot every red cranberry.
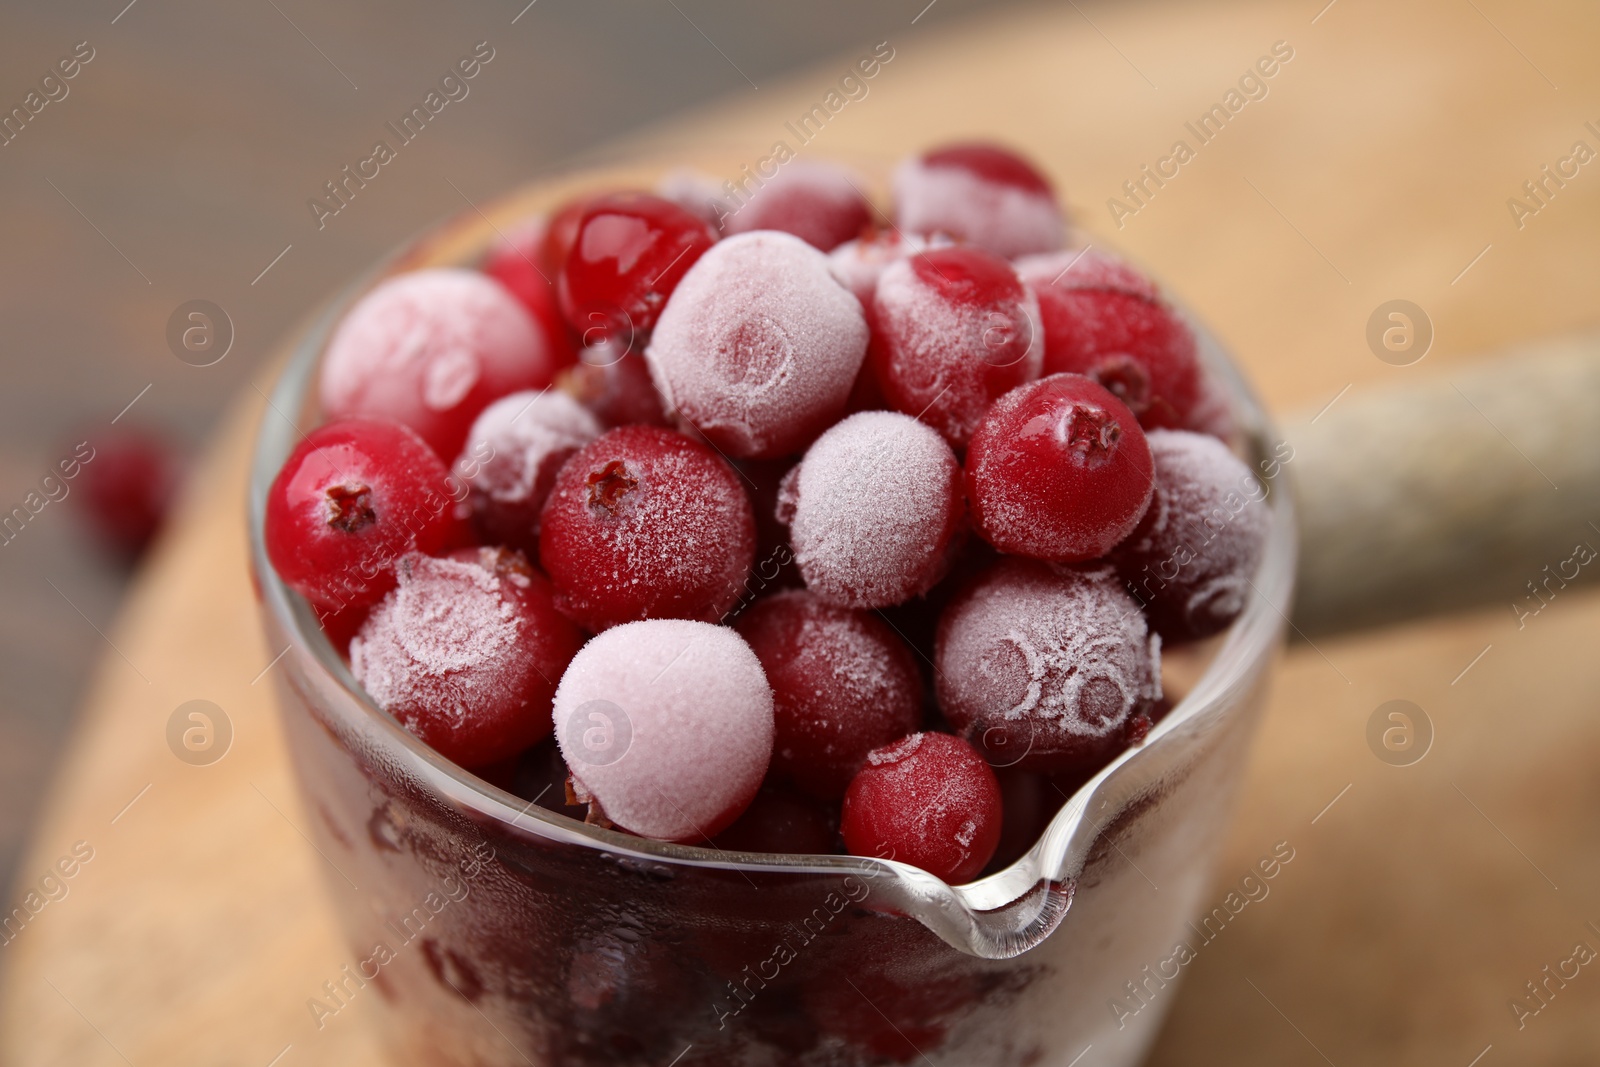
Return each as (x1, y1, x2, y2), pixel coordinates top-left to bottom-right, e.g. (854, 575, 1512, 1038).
(827, 230, 933, 310)
(312, 598, 369, 655)
(646, 231, 868, 458)
(556, 193, 716, 351)
(1112, 429, 1271, 642)
(892, 142, 1066, 258)
(538, 425, 755, 631)
(264, 418, 464, 612)
(841, 732, 1002, 883)
(349, 548, 585, 768)
(965, 373, 1154, 561)
(73, 426, 179, 561)
(457, 389, 602, 557)
(319, 268, 562, 460)
(870, 246, 1043, 449)
(481, 217, 579, 369)
(935, 558, 1161, 775)
(781, 411, 964, 609)
(556, 348, 671, 429)
(538, 192, 608, 278)
(735, 590, 923, 799)
(1014, 249, 1211, 432)
(722, 160, 873, 251)
(552, 619, 774, 841)
(654, 168, 730, 231)
(712, 782, 838, 855)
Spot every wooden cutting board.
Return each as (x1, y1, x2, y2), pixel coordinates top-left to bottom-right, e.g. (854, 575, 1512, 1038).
(5, 1, 1600, 1064)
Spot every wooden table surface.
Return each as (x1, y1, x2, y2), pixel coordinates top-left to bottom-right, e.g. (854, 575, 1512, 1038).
(5, 1, 1600, 1064)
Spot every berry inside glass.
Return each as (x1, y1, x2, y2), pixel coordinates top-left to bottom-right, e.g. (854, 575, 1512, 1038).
(253, 143, 1289, 1067)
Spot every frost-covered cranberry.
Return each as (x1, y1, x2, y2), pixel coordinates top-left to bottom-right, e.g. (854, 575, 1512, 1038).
(1112, 429, 1271, 642)
(265, 418, 464, 612)
(781, 411, 964, 609)
(481, 217, 578, 369)
(646, 231, 868, 458)
(713, 783, 838, 855)
(870, 246, 1042, 449)
(654, 168, 730, 231)
(827, 230, 931, 310)
(556, 348, 670, 429)
(965, 373, 1154, 561)
(892, 142, 1066, 258)
(935, 558, 1161, 775)
(552, 619, 774, 841)
(538, 425, 755, 631)
(1014, 249, 1209, 432)
(557, 193, 716, 350)
(841, 732, 1002, 883)
(722, 160, 873, 251)
(319, 269, 560, 460)
(457, 390, 601, 556)
(735, 590, 923, 799)
(350, 548, 585, 768)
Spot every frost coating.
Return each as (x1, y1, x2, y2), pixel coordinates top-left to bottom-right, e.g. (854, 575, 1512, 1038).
(784, 411, 964, 609)
(893, 157, 1065, 259)
(646, 231, 868, 458)
(936, 558, 1161, 773)
(553, 619, 775, 842)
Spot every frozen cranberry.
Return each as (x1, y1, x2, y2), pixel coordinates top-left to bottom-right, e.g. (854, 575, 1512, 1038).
(481, 217, 579, 369)
(935, 558, 1161, 775)
(556, 193, 716, 351)
(655, 168, 730, 230)
(781, 411, 964, 609)
(735, 590, 923, 799)
(538, 192, 608, 278)
(965, 374, 1154, 562)
(350, 548, 584, 768)
(713, 783, 838, 855)
(265, 418, 464, 612)
(892, 142, 1066, 258)
(457, 390, 602, 556)
(1112, 429, 1271, 642)
(538, 425, 755, 631)
(1014, 249, 1211, 432)
(827, 230, 933, 310)
(870, 246, 1043, 449)
(319, 268, 561, 460)
(556, 347, 670, 429)
(646, 231, 868, 458)
(73, 426, 179, 561)
(841, 732, 1002, 883)
(552, 619, 774, 841)
(312, 598, 369, 655)
(722, 160, 874, 251)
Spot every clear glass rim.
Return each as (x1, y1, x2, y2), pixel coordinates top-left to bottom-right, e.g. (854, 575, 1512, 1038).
(245, 159, 1297, 950)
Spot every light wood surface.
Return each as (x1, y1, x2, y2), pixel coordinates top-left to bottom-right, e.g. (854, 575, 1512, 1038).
(6, 1, 1600, 1064)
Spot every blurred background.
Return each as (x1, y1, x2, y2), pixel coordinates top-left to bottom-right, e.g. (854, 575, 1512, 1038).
(3, 0, 1599, 1064)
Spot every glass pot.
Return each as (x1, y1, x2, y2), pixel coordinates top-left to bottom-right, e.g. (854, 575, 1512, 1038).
(248, 163, 1296, 1067)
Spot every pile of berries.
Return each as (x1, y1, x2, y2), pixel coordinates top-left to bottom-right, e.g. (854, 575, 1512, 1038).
(264, 143, 1270, 885)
